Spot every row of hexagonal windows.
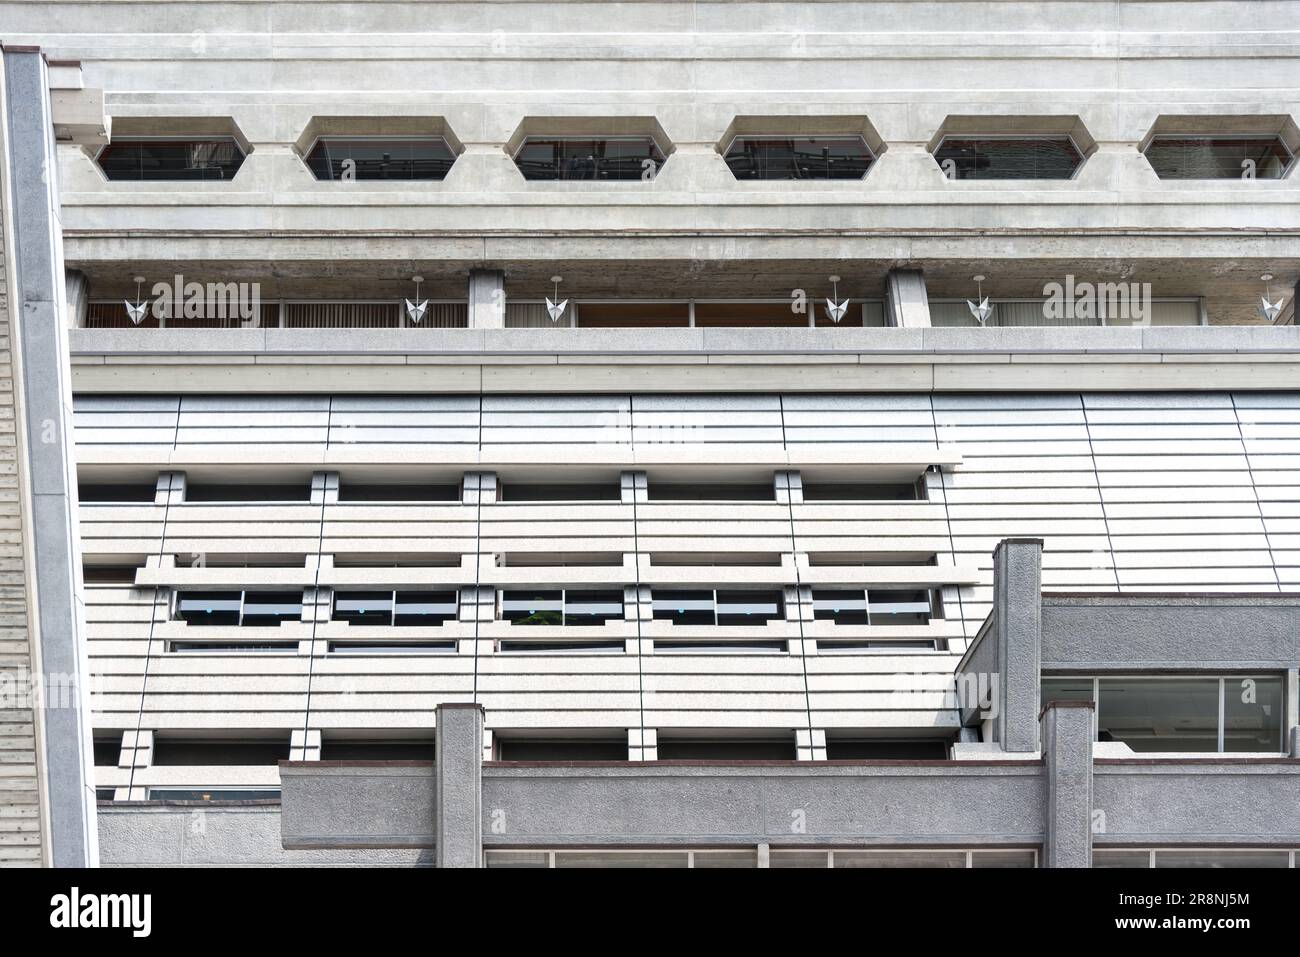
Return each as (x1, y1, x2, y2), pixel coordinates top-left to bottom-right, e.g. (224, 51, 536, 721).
(93, 120, 1298, 183)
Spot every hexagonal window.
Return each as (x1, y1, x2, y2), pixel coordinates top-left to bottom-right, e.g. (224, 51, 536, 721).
(512, 136, 665, 181)
(96, 137, 246, 181)
(723, 135, 874, 180)
(304, 135, 457, 181)
(933, 135, 1084, 180)
(1143, 134, 1295, 180)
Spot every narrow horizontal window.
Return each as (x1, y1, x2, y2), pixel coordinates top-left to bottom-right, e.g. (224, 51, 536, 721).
(304, 136, 456, 181)
(501, 589, 623, 626)
(651, 552, 782, 567)
(513, 136, 665, 181)
(168, 640, 298, 653)
(495, 738, 628, 761)
(651, 589, 716, 625)
(824, 739, 949, 760)
(79, 483, 156, 503)
(151, 738, 289, 766)
(656, 738, 795, 760)
(498, 552, 624, 567)
(96, 137, 246, 181)
(497, 640, 625, 654)
(647, 482, 774, 502)
(723, 135, 873, 180)
(185, 483, 311, 503)
(327, 641, 456, 654)
(867, 589, 933, 625)
(933, 135, 1084, 180)
(176, 590, 302, 626)
(1143, 134, 1294, 180)
(800, 482, 921, 501)
(497, 482, 621, 502)
(146, 788, 280, 802)
(337, 483, 460, 502)
(319, 739, 435, 761)
(333, 553, 460, 568)
(715, 589, 783, 626)
(83, 565, 140, 585)
(816, 639, 937, 652)
(333, 590, 457, 626)
(654, 639, 787, 654)
(812, 588, 870, 624)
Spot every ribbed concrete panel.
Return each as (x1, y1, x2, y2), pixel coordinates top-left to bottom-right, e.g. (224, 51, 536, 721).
(71, 390, 1300, 790)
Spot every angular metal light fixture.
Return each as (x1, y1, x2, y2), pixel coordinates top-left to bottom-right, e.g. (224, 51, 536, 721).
(124, 275, 150, 325)
(1258, 273, 1286, 324)
(546, 275, 568, 323)
(824, 274, 850, 324)
(967, 274, 993, 326)
(404, 274, 429, 325)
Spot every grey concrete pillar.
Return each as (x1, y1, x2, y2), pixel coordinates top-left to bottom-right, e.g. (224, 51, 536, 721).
(468, 269, 505, 328)
(435, 702, 485, 868)
(992, 538, 1043, 752)
(65, 268, 88, 328)
(885, 268, 932, 328)
(1042, 701, 1094, 868)
(3, 47, 98, 866)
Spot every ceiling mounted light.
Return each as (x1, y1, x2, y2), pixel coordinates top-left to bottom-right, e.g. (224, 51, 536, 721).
(546, 275, 568, 323)
(967, 274, 993, 326)
(1258, 273, 1286, 324)
(404, 275, 428, 325)
(124, 275, 149, 325)
(824, 274, 850, 324)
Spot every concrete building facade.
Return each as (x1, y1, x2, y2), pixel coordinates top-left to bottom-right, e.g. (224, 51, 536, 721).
(0, 1, 1297, 866)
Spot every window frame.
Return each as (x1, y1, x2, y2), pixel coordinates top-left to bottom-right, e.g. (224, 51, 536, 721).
(931, 132, 1087, 181)
(93, 135, 248, 182)
(720, 133, 876, 181)
(331, 588, 459, 627)
(174, 589, 303, 627)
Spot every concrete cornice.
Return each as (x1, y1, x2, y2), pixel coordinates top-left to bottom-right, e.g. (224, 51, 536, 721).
(69, 326, 1300, 393)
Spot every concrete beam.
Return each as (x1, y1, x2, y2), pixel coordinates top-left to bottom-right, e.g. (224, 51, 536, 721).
(1042, 701, 1094, 869)
(435, 703, 484, 868)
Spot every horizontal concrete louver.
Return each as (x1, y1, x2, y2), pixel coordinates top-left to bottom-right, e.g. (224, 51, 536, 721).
(70, 391, 1299, 789)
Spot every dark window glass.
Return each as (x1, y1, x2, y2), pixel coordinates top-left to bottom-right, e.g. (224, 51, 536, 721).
(1143, 135, 1294, 180)
(151, 739, 289, 766)
(83, 566, 139, 585)
(148, 788, 280, 801)
(648, 483, 773, 501)
(185, 483, 310, 503)
(333, 591, 394, 625)
(319, 740, 435, 761)
(495, 739, 627, 761)
(513, 136, 665, 181)
(656, 739, 795, 760)
(96, 788, 116, 801)
(825, 739, 948, 760)
(502, 590, 563, 625)
(933, 136, 1084, 180)
(868, 589, 931, 625)
(1223, 675, 1284, 753)
(1041, 677, 1095, 707)
(1097, 678, 1219, 752)
(812, 588, 870, 624)
(801, 482, 919, 501)
(169, 640, 297, 653)
(715, 589, 783, 626)
(651, 589, 716, 625)
(96, 138, 246, 181)
(241, 592, 303, 626)
(723, 135, 873, 180)
(304, 136, 456, 181)
(498, 483, 621, 502)
(338, 483, 460, 502)
(563, 589, 624, 626)
(78, 483, 157, 503)
(394, 591, 458, 626)
(498, 640, 625, 653)
(93, 739, 120, 767)
(177, 591, 241, 626)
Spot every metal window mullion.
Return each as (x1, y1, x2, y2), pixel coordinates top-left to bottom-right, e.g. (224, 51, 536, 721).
(1218, 678, 1226, 753)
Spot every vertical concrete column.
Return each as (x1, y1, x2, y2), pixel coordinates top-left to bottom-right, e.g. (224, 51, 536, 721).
(311, 471, 338, 505)
(3, 47, 97, 866)
(620, 470, 647, 504)
(468, 269, 505, 329)
(992, 538, 1043, 752)
(1042, 701, 1094, 868)
(774, 470, 802, 504)
(463, 471, 497, 504)
(435, 702, 485, 868)
(65, 269, 88, 328)
(885, 268, 932, 328)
